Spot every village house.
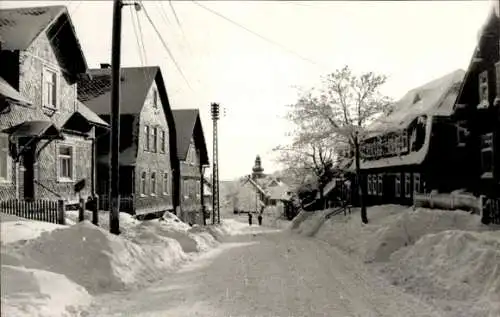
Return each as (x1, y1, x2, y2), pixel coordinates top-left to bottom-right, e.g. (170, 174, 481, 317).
(0, 6, 109, 205)
(358, 69, 465, 206)
(451, 5, 499, 223)
(77, 66, 179, 217)
(233, 155, 292, 215)
(172, 109, 209, 225)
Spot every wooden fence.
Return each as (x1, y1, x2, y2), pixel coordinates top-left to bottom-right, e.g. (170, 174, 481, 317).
(482, 196, 500, 225)
(0, 199, 66, 225)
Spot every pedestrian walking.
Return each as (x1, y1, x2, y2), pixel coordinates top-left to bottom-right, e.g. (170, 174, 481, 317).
(248, 212, 253, 226)
(258, 213, 263, 226)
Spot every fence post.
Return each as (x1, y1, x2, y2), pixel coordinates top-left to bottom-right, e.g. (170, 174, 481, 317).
(57, 199, 66, 225)
(78, 198, 85, 222)
(92, 195, 99, 226)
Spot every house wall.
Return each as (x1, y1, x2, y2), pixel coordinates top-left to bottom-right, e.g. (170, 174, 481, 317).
(179, 139, 203, 224)
(134, 80, 173, 215)
(0, 32, 92, 202)
(235, 180, 261, 213)
(454, 18, 500, 198)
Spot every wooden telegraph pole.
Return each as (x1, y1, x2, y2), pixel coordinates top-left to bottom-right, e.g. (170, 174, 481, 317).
(109, 0, 123, 235)
(109, 0, 141, 234)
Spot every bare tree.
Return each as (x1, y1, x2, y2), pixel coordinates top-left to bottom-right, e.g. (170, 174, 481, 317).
(285, 66, 391, 223)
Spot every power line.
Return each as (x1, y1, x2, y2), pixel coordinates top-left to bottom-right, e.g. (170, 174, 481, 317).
(139, 1, 194, 92)
(191, 1, 322, 67)
(129, 5, 145, 66)
(135, 7, 148, 65)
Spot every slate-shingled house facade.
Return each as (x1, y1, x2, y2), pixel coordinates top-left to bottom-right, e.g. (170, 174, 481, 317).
(78, 66, 179, 216)
(172, 109, 209, 225)
(359, 69, 465, 206)
(0, 6, 109, 203)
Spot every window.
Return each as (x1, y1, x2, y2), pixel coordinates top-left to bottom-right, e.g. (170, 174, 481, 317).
(0, 134, 10, 182)
(141, 172, 147, 195)
(496, 62, 500, 103)
(160, 130, 166, 153)
(478, 70, 489, 108)
(395, 174, 401, 198)
(404, 173, 411, 198)
(152, 89, 159, 109)
(456, 121, 468, 147)
(413, 173, 421, 194)
(368, 175, 374, 195)
(377, 174, 383, 197)
(58, 145, 73, 180)
(480, 133, 494, 178)
(150, 172, 156, 195)
(144, 125, 150, 151)
(401, 130, 408, 152)
(152, 127, 158, 153)
(43, 67, 57, 108)
(163, 172, 169, 195)
(183, 180, 189, 199)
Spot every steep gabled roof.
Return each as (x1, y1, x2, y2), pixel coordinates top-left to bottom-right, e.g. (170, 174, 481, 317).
(77, 66, 159, 114)
(172, 109, 209, 165)
(0, 5, 87, 77)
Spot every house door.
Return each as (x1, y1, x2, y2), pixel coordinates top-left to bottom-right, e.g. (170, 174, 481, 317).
(22, 146, 36, 201)
(384, 174, 395, 202)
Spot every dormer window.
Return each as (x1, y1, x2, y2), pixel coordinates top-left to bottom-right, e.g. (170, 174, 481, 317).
(412, 93, 421, 104)
(478, 70, 489, 109)
(42, 67, 58, 109)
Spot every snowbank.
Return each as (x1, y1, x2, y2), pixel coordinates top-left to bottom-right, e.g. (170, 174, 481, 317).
(1, 265, 92, 317)
(65, 210, 140, 232)
(5, 221, 189, 294)
(289, 205, 500, 317)
(383, 230, 500, 317)
(1, 220, 66, 245)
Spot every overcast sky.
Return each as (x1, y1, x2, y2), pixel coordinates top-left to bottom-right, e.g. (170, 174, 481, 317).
(1, 0, 493, 180)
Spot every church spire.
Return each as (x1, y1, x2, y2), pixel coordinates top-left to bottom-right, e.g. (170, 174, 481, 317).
(252, 155, 264, 179)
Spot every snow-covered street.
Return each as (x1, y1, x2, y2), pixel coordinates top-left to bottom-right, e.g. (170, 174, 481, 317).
(83, 230, 440, 317)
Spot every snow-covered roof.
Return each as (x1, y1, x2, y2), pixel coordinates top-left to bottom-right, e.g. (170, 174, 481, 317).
(367, 69, 465, 136)
(359, 70, 465, 170)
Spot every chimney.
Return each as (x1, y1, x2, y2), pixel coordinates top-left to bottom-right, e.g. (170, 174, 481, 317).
(100, 63, 111, 69)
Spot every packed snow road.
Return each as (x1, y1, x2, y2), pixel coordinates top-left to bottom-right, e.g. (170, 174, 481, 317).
(83, 230, 441, 317)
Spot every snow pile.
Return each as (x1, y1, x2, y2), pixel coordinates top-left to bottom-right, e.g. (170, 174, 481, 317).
(289, 205, 500, 317)
(383, 230, 500, 317)
(5, 221, 189, 294)
(1, 265, 92, 317)
(65, 210, 140, 232)
(1, 220, 65, 245)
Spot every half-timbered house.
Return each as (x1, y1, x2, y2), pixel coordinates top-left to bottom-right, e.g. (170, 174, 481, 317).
(0, 6, 109, 205)
(78, 66, 179, 217)
(171, 109, 209, 225)
(359, 69, 465, 206)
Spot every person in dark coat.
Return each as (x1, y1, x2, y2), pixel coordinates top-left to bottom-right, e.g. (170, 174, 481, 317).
(257, 213, 263, 226)
(248, 212, 253, 226)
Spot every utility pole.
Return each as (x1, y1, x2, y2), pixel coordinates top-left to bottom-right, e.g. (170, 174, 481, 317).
(211, 103, 220, 225)
(109, 0, 123, 235)
(109, 0, 141, 235)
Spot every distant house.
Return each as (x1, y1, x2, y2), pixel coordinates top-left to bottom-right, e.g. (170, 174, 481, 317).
(0, 6, 109, 204)
(358, 69, 465, 206)
(202, 177, 212, 215)
(78, 66, 179, 216)
(234, 155, 291, 214)
(451, 6, 499, 222)
(172, 109, 209, 225)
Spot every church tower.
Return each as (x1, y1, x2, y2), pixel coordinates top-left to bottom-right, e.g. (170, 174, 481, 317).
(252, 155, 265, 179)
